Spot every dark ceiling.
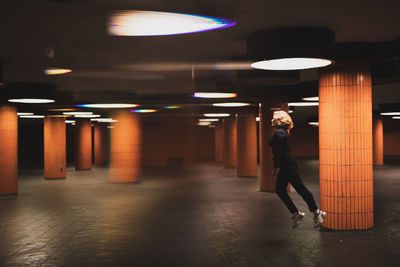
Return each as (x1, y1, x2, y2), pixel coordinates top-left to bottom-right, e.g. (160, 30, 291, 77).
(0, 0, 400, 116)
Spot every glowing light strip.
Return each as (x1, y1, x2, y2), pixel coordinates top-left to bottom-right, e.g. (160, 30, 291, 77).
(91, 118, 118, 123)
(163, 105, 181, 109)
(192, 92, 237, 98)
(288, 102, 319, 107)
(9, 99, 55, 104)
(65, 120, 75, 124)
(63, 112, 93, 115)
(212, 102, 250, 107)
(197, 121, 211, 126)
(77, 103, 138, 108)
(131, 109, 157, 113)
(17, 112, 34, 116)
(19, 115, 45, 119)
(203, 113, 230, 117)
(251, 58, 332, 71)
(109, 10, 236, 36)
(392, 116, 400, 119)
(74, 114, 101, 118)
(380, 112, 400, 116)
(308, 122, 319, 126)
(302, 96, 319, 101)
(45, 68, 72, 75)
(199, 118, 219, 122)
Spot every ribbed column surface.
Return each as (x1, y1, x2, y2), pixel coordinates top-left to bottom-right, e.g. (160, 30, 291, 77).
(75, 118, 92, 170)
(319, 62, 373, 230)
(259, 99, 288, 192)
(223, 117, 237, 168)
(110, 111, 141, 183)
(373, 118, 384, 166)
(236, 112, 257, 177)
(94, 124, 108, 166)
(0, 105, 18, 195)
(215, 122, 223, 163)
(44, 117, 66, 179)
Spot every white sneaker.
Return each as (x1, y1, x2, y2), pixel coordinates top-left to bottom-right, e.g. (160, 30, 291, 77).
(314, 211, 326, 229)
(291, 211, 305, 228)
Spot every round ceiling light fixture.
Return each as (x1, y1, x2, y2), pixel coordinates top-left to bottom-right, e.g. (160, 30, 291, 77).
(203, 113, 230, 117)
(76, 103, 139, 108)
(45, 68, 72, 75)
(212, 102, 250, 107)
(192, 92, 237, 98)
(9, 98, 55, 104)
(6, 83, 56, 104)
(247, 27, 335, 70)
(108, 10, 236, 36)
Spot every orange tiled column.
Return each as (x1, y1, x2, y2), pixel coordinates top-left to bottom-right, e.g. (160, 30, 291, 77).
(94, 124, 108, 166)
(373, 118, 384, 166)
(236, 112, 257, 177)
(259, 98, 288, 192)
(215, 122, 223, 163)
(223, 116, 237, 168)
(75, 118, 92, 170)
(44, 116, 66, 179)
(0, 105, 18, 195)
(109, 110, 141, 183)
(319, 61, 373, 230)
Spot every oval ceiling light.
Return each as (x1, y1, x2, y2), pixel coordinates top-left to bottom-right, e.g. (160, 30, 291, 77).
(203, 113, 230, 117)
(247, 27, 335, 70)
(91, 118, 118, 123)
(302, 96, 319, 101)
(17, 112, 34, 116)
(392, 116, 400, 119)
(19, 115, 45, 119)
(212, 102, 250, 107)
(131, 109, 157, 113)
(197, 121, 212, 126)
(288, 102, 319, 107)
(192, 92, 237, 98)
(380, 112, 400, 116)
(45, 68, 72, 75)
(308, 122, 319, 126)
(108, 10, 236, 36)
(65, 120, 76, 124)
(289, 110, 294, 114)
(251, 58, 332, 71)
(74, 114, 101, 118)
(9, 98, 55, 104)
(76, 103, 139, 108)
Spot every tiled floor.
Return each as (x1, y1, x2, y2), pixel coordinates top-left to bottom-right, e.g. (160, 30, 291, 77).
(0, 159, 399, 266)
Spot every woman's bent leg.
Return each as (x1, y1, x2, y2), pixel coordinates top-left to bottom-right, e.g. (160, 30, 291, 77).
(276, 171, 298, 213)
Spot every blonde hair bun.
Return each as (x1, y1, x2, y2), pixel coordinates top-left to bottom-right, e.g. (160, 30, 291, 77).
(271, 110, 294, 129)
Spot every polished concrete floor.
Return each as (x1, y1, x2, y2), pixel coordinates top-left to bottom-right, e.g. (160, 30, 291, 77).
(0, 159, 399, 267)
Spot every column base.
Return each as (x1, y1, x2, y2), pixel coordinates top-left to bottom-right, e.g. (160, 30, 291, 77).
(320, 226, 373, 232)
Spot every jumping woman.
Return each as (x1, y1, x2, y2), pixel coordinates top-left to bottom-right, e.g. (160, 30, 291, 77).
(269, 110, 326, 229)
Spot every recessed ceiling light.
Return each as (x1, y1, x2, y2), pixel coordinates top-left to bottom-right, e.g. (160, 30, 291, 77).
(203, 113, 230, 117)
(197, 121, 212, 126)
(380, 112, 400, 116)
(76, 103, 138, 108)
(8, 98, 55, 104)
(251, 58, 332, 71)
(192, 92, 237, 98)
(289, 110, 294, 114)
(392, 116, 400, 119)
(108, 10, 236, 36)
(256, 117, 260, 121)
(308, 122, 319, 126)
(17, 112, 34, 116)
(74, 114, 101, 118)
(302, 96, 319, 101)
(199, 118, 219, 122)
(212, 102, 250, 107)
(65, 120, 75, 124)
(19, 115, 45, 119)
(63, 111, 93, 115)
(130, 109, 157, 113)
(288, 102, 319, 107)
(45, 68, 72, 75)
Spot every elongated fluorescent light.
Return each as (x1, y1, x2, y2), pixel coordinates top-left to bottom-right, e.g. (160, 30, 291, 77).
(91, 118, 118, 123)
(251, 58, 332, 71)
(77, 103, 138, 108)
(308, 122, 319, 126)
(19, 115, 45, 119)
(17, 112, 34, 116)
(108, 10, 236, 36)
(192, 92, 237, 98)
(289, 110, 294, 114)
(45, 68, 72, 75)
(63, 112, 93, 115)
(392, 116, 400, 119)
(302, 96, 319, 101)
(74, 114, 101, 118)
(65, 120, 75, 124)
(380, 112, 400, 116)
(203, 113, 230, 117)
(9, 98, 55, 104)
(197, 121, 211, 126)
(212, 102, 250, 107)
(199, 118, 219, 122)
(288, 102, 319, 107)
